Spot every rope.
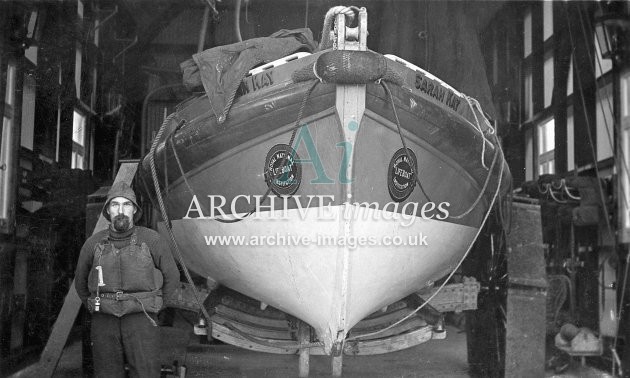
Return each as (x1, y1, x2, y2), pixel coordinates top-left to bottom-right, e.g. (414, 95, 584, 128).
(463, 96, 496, 170)
(318, 6, 360, 51)
(348, 144, 506, 341)
(548, 186, 567, 204)
(380, 81, 504, 221)
(149, 113, 213, 324)
(162, 80, 321, 226)
(214, 79, 320, 223)
(381, 81, 433, 202)
(235, 0, 243, 42)
(450, 145, 500, 220)
(562, 180, 581, 201)
(169, 133, 196, 200)
(128, 294, 159, 327)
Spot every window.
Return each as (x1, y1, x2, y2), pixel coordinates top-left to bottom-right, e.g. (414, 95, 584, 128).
(596, 83, 614, 161)
(543, 2, 553, 41)
(567, 56, 573, 96)
(21, 74, 36, 150)
(544, 53, 554, 108)
(621, 71, 630, 236)
(1, 62, 17, 223)
(492, 40, 498, 85)
(2, 63, 17, 154)
(623, 70, 630, 120)
(595, 35, 613, 78)
(72, 110, 86, 169)
(524, 70, 533, 120)
(525, 128, 533, 181)
(523, 10, 532, 58)
(538, 118, 555, 175)
(24, 11, 38, 65)
(567, 106, 575, 171)
(75, 0, 84, 99)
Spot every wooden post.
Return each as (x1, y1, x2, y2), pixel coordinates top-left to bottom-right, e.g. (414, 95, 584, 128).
(331, 354, 343, 377)
(298, 321, 310, 377)
(9, 248, 28, 351)
(505, 202, 548, 378)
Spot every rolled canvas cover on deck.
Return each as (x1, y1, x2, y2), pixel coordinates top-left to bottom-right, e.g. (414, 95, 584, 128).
(180, 28, 318, 124)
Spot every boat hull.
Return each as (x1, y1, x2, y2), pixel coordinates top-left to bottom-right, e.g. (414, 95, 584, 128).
(165, 207, 477, 350)
(140, 50, 510, 353)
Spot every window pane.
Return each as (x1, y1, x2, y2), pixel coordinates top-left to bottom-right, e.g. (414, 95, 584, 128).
(623, 128, 630, 229)
(71, 150, 84, 170)
(72, 110, 85, 146)
(544, 55, 554, 108)
(567, 56, 573, 96)
(21, 74, 36, 150)
(597, 84, 614, 161)
(539, 160, 555, 175)
(622, 70, 630, 118)
(4, 64, 16, 105)
(543, 1, 553, 41)
(595, 35, 613, 77)
(493, 42, 498, 84)
(568, 107, 574, 171)
(525, 71, 533, 120)
(523, 10, 532, 57)
(538, 118, 555, 154)
(525, 129, 533, 181)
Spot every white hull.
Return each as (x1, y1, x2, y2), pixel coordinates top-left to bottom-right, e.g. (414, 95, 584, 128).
(162, 205, 477, 352)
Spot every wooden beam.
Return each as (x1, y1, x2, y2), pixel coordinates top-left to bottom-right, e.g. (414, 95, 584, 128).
(552, 1, 572, 174)
(344, 326, 434, 356)
(130, 2, 188, 58)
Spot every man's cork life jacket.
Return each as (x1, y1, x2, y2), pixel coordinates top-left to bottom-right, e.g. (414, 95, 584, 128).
(87, 230, 163, 316)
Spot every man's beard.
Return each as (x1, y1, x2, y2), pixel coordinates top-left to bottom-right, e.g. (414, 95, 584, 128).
(112, 214, 131, 232)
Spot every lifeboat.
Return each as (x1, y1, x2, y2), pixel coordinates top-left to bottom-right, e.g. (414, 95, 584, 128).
(139, 6, 511, 357)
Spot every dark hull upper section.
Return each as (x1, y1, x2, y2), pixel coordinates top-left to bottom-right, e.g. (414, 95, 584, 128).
(139, 51, 510, 228)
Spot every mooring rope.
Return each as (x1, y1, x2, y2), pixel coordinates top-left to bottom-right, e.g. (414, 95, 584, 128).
(381, 81, 433, 203)
(380, 80, 505, 221)
(318, 6, 359, 51)
(149, 113, 213, 324)
(347, 144, 506, 341)
(213, 79, 321, 223)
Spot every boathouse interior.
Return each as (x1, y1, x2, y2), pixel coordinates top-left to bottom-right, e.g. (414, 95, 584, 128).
(1, 1, 630, 377)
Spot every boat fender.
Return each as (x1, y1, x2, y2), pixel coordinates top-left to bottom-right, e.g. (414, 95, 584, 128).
(292, 50, 403, 86)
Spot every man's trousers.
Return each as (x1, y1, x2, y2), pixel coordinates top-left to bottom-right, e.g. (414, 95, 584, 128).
(91, 312, 160, 378)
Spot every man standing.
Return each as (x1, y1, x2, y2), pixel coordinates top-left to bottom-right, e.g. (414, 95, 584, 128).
(75, 182, 180, 378)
